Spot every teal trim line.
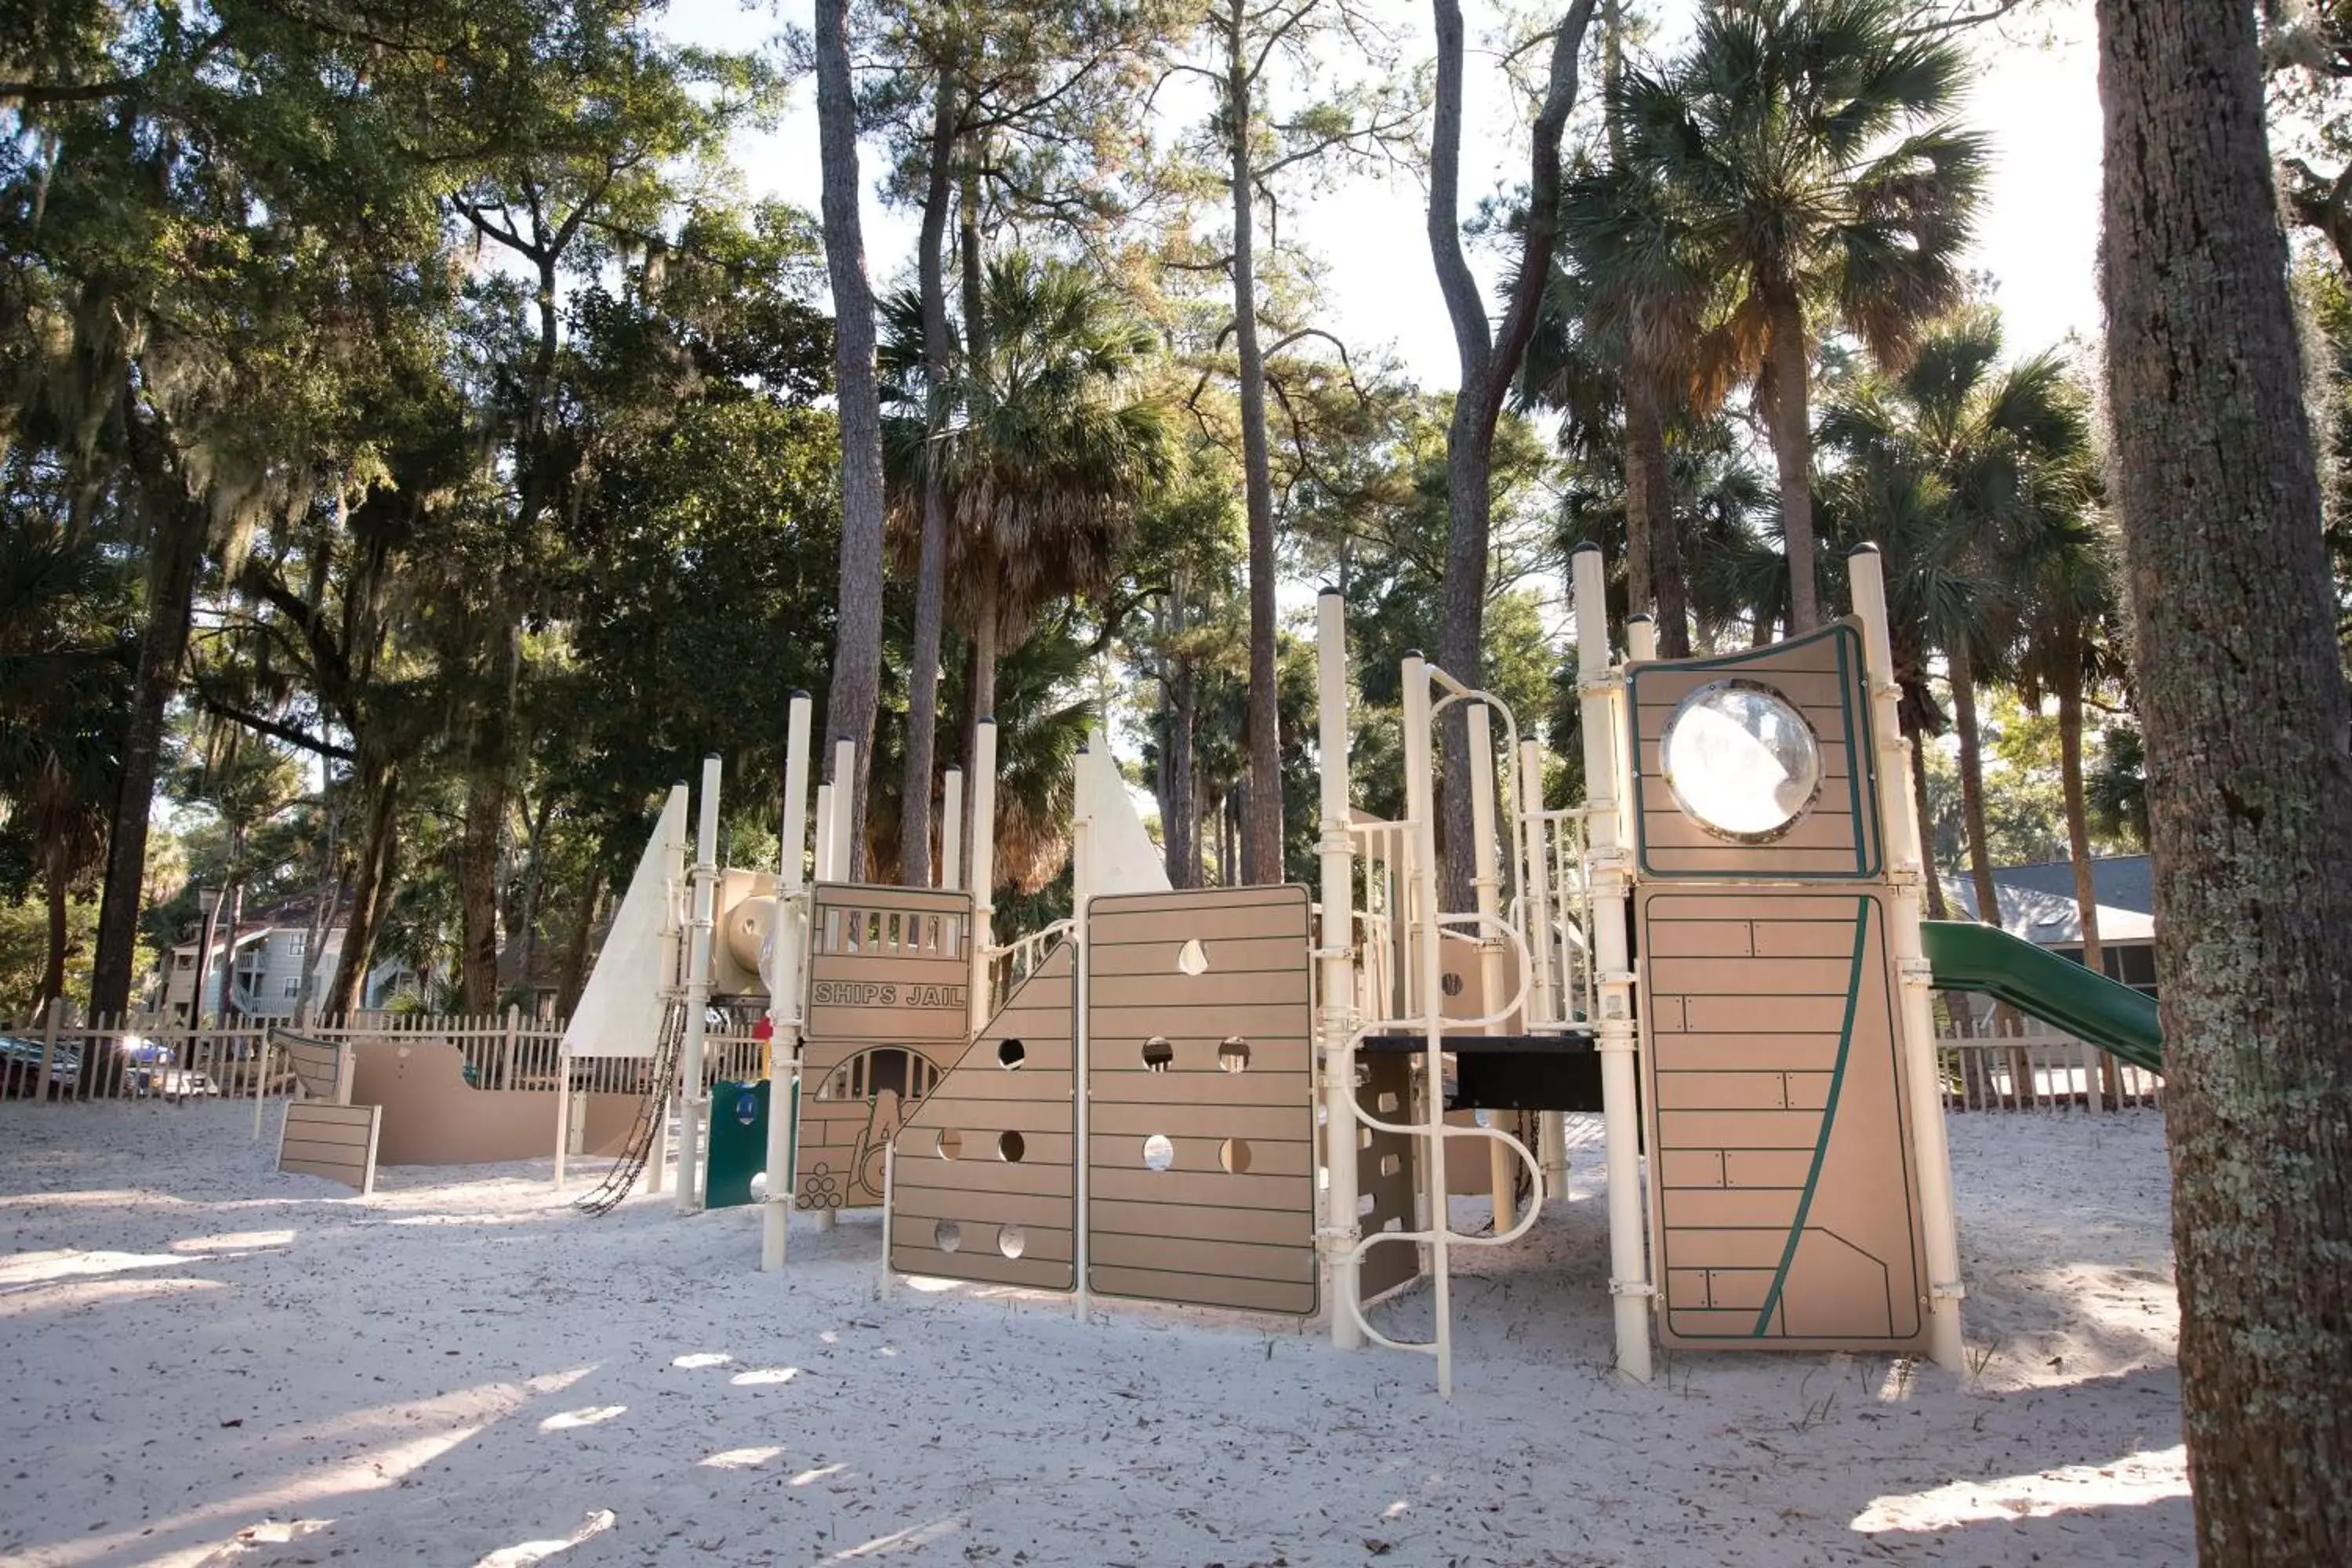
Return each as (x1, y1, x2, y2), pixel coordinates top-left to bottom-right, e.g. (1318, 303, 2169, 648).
(1750, 897, 1872, 1337)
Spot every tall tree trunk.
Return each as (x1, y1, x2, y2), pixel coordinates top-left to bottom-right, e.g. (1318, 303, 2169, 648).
(192, 884, 222, 1026)
(2098, 2, 2352, 1552)
(1224, 0, 1283, 884)
(1622, 379, 1659, 635)
(1903, 715, 1949, 920)
(2056, 629, 2114, 1105)
(329, 763, 401, 1018)
(89, 490, 204, 1025)
(1950, 644, 1999, 928)
(554, 864, 606, 1021)
(458, 768, 502, 1011)
(217, 870, 244, 1023)
(1165, 652, 1198, 888)
(1642, 402, 1691, 659)
(1426, 0, 1595, 910)
(40, 865, 69, 1012)
(1765, 297, 1820, 631)
(511, 789, 554, 1007)
(815, 0, 886, 877)
(900, 73, 960, 885)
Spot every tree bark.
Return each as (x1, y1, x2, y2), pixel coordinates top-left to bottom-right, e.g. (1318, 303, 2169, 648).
(1765, 296, 1820, 631)
(1427, 0, 1595, 909)
(40, 866, 69, 1012)
(1904, 714, 1949, 920)
(1165, 652, 1198, 887)
(1225, 0, 1283, 885)
(1950, 644, 2000, 928)
(1622, 379, 1659, 634)
(899, 72, 960, 885)
(2055, 626, 2115, 1104)
(815, 0, 887, 877)
(328, 763, 401, 1018)
(216, 868, 244, 1023)
(89, 485, 204, 1025)
(458, 765, 503, 1011)
(2099, 1, 2352, 1553)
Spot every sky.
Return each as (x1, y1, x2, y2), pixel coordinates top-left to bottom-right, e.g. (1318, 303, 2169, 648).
(661, 0, 2108, 389)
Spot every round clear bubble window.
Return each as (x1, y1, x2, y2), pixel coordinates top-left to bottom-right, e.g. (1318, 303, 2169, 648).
(1659, 679, 1823, 842)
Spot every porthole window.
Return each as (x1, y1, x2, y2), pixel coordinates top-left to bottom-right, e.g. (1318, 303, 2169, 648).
(1659, 679, 1824, 842)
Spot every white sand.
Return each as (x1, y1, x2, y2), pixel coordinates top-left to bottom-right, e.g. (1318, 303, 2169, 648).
(0, 1104, 2188, 1566)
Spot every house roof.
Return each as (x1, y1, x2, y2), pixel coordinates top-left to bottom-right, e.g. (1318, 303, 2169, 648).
(1944, 855, 2154, 945)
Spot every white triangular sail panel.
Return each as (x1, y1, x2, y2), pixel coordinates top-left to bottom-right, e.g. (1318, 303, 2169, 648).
(1076, 729, 1171, 898)
(563, 785, 688, 1058)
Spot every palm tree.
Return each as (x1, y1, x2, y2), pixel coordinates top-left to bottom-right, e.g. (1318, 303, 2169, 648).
(0, 524, 131, 1016)
(880, 252, 1173, 860)
(1620, 0, 1987, 632)
(1818, 310, 2103, 938)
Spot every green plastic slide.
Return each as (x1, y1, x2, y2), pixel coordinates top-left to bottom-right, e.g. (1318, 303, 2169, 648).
(1921, 920, 2164, 1073)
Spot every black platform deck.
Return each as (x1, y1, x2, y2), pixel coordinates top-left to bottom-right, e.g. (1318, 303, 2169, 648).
(1355, 1030, 1603, 1113)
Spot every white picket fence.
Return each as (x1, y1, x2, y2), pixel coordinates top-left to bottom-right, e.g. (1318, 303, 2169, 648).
(1935, 1000, 2164, 1113)
(0, 1007, 779, 1106)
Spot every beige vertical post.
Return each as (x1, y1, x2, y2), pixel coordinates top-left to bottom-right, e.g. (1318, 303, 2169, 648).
(1521, 739, 1569, 1200)
(38, 999, 60, 1105)
(967, 718, 1000, 1033)
(1625, 613, 1658, 665)
(502, 1004, 520, 1090)
(675, 753, 722, 1215)
(766, 691, 814, 1271)
(941, 768, 964, 893)
(813, 784, 837, 883)
(553, 1043, 572, 1189)
(1314, 590, 1363, 1350)
(1400, 652, 1454, 1396)
(1465, 700, 1515, 1231)
(646, 786, 688, 1197)
(829, 738, 856, 883)
(1848, 543, 1967, 1372)
(1070, 772, 1092, 1323)
(1573, 545, 1653, 1383)
(252, 1013, 268, 1137)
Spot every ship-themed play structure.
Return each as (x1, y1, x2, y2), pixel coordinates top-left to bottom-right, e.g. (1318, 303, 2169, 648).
(285, 543, 2161, 1393)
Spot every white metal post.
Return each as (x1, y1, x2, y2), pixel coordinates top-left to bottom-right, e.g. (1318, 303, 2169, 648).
(1400, 652, 1454, 1396)
(765, 691, 814, 1272)
(941, 768, 964, 892)
(676, 753, 722, 1215)
(967, 719, 1000, 1033)
(1521, 740, 1569, 1201)
(1849, 544, 1967, 1372)
(1071, 776, 1092, 1323)
(1573, 545, 1653, 1383)
(1465, 700, 1517, 1232)
(829, 738, 856, 883)
(1314, 590, 1363, 1350)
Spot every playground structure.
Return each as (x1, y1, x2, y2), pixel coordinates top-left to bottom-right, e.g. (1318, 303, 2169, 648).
(564, 541, 2165, 1395)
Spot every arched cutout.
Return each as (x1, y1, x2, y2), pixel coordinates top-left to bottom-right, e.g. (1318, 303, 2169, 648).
(936, 1128, 962, 1160)
(1219, 1138, 1252, 1175)
(934, 1220, 962, 1253)
(1176, 938, 1210, 976)
(996, 1130, 1026, 1163)
(1140, 1037, 1174, 1073)
(1142, 1134, 1176, 1171)
(1217, 1037, 1250, 1073)
(997, 1225, 1027, 1260)
(996, 1037, 1025, 1069)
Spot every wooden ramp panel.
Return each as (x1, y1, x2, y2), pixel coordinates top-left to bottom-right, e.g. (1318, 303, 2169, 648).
(278, 1102, 381, 1194)
(1639, 890, 1929, 1352)
(1084, 887, 1318, 1316)
(797, 882, 975, 1211)
(1627, 621, 1882, 880)
(890, 942, 1077, 1289)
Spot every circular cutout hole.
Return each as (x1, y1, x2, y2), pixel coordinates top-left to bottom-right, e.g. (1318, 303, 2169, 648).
(997, 1225, 1026, 1260)
(1440, 971, 1465, 997)
(749, 1172, 768, 1200)
(934, 1220, 962, 1254)
(997, 1130, 1025, 1163)
(936, 1128, 962, 1160)
(996, 1037, 1025, 1069)
(1140, 1037, 1174, 1073)
(1142, 1134, 1176, 1172)
(1217, 1037, 1250, 1073)
(1220, 1138, 1252, 1175)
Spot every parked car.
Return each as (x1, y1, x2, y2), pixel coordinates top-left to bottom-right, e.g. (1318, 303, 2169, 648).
(0, 1036, 82, 1098)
